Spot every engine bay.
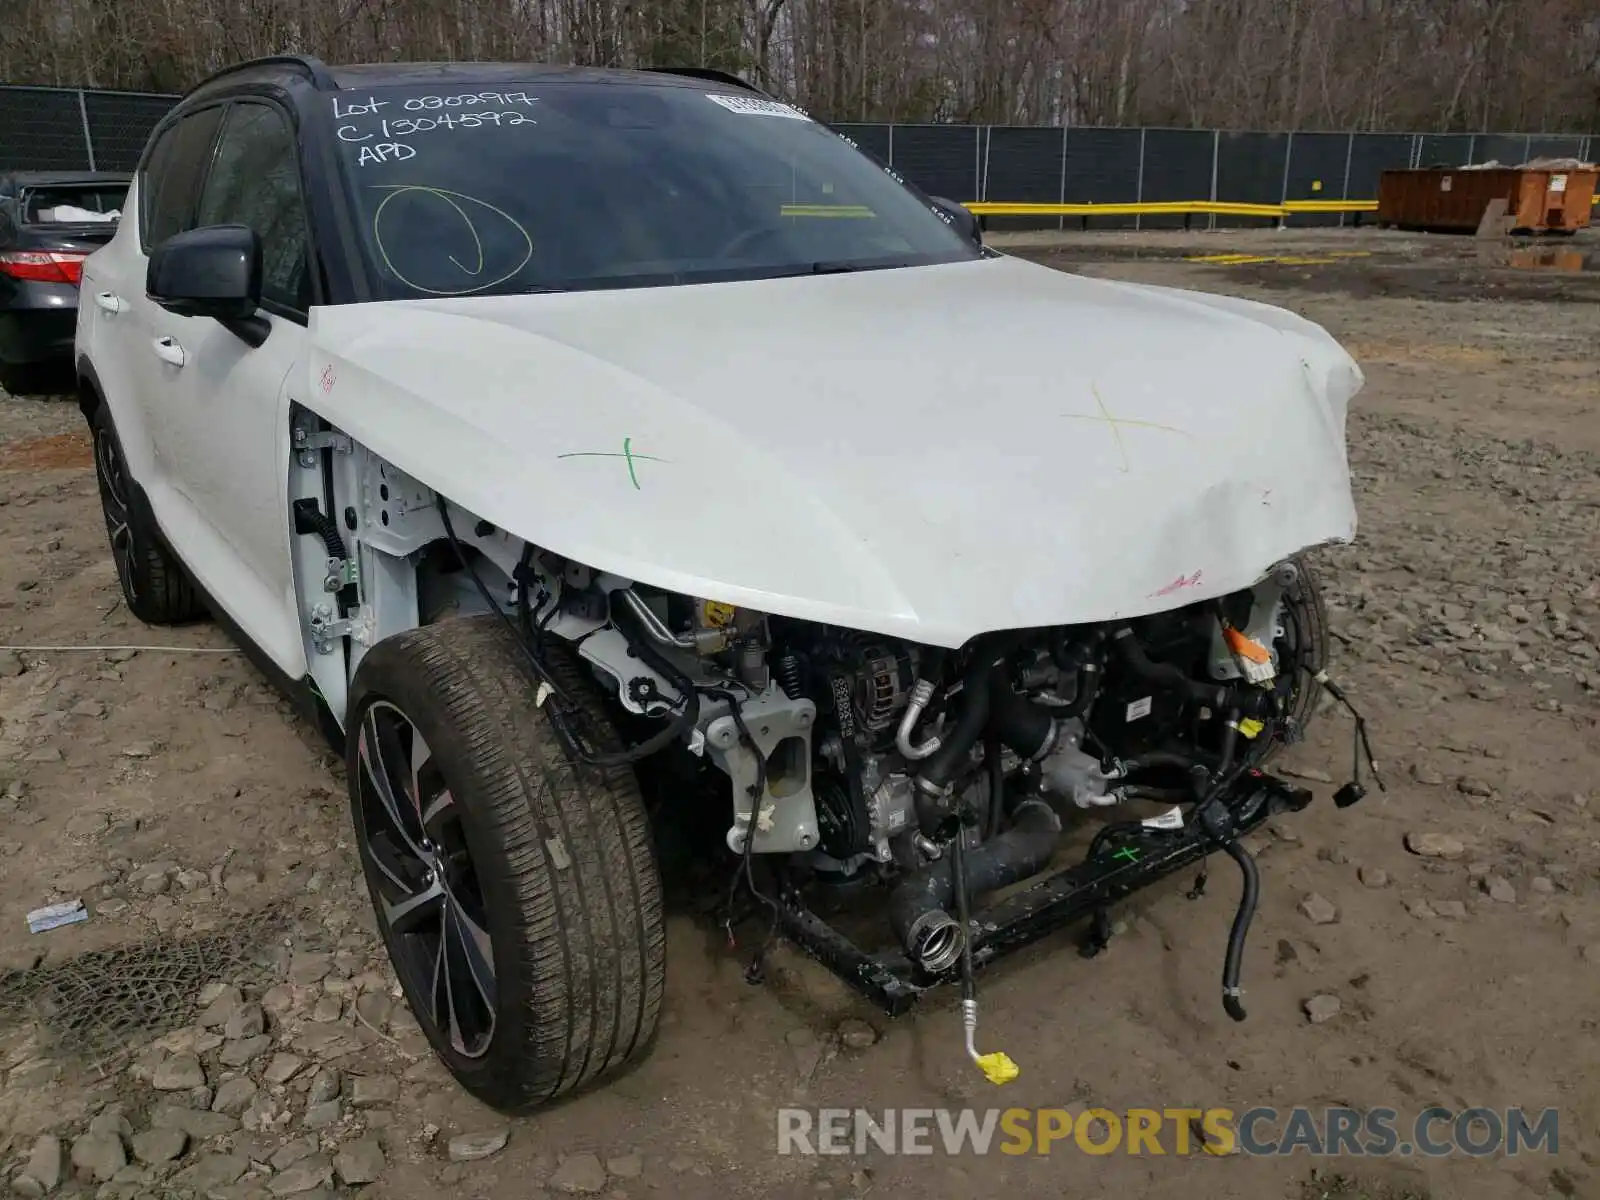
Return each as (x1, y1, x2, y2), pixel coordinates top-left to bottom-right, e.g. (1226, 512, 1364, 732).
(548, 556, 1312, 864)
(486, 543, 1380, 1026)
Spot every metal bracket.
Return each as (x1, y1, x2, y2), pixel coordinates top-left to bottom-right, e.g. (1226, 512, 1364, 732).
(293, 427, 353, 468)
(322, 556, 359, 593)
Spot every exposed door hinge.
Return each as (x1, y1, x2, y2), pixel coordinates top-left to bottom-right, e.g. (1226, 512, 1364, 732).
(308, 602, 371, 654)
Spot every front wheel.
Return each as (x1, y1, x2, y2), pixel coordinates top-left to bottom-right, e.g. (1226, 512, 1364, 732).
(345, 617, 666, 1112)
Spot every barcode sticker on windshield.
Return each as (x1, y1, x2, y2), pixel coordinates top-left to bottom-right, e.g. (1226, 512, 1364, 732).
(705, 93, 809, 120)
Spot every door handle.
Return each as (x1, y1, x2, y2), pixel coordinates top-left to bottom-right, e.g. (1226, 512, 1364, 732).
(151, 336, 185, 368)
(93, 292, 122, 314)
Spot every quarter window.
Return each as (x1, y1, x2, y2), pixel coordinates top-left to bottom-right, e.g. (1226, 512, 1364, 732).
(196, 102, 310, 311)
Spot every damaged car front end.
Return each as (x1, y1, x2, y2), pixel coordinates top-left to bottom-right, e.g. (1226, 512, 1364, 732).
(299, 211, 1381, 1091)
(509, 548, 1381, 1074)
(77, 58, 1387, 1108)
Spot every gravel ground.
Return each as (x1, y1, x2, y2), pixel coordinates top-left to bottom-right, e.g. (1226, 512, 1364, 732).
(0, 225, 1596, 1200)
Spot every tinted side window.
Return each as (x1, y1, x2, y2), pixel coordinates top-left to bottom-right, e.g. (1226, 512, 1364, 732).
(196, 103, 309, 311)
(141, 107, 225, 250)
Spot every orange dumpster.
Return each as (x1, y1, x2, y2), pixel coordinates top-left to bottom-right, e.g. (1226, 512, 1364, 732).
(1377, 167, 1596, 234)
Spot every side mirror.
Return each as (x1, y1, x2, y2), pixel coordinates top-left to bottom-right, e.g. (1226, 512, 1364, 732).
(147, 224, 261, 321)
(931, 197, 982, 247)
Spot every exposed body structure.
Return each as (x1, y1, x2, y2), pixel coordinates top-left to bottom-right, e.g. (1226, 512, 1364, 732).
(74, 56, 1378, 1112)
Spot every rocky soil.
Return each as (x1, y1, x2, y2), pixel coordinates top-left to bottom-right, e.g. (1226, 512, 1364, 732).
(0, 226, 1597, 1200)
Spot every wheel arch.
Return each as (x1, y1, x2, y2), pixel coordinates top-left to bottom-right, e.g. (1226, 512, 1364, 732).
(74, 353, 104, 422)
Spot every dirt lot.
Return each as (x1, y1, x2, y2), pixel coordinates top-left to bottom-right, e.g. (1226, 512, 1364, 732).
(0, 225, 1597, 1200)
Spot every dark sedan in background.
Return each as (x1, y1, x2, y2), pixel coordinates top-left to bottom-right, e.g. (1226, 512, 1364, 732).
(0, 170, 129, 392)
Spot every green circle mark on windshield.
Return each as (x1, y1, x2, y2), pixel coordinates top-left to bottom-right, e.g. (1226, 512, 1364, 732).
(369, 185, 535, 296)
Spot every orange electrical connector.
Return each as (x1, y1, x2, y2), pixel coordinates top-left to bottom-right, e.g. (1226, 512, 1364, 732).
(1222, 625, 1276, 684)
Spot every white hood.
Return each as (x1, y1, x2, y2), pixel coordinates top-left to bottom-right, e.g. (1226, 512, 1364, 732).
(306, 255, 1361, 648)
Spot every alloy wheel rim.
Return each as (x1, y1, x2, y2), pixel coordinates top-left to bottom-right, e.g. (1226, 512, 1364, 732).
(93, 427, 137, 601)
(354, 700, 498, 1058)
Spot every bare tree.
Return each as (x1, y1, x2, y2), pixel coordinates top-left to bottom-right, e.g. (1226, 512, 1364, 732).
(3, 0, 1596, 132)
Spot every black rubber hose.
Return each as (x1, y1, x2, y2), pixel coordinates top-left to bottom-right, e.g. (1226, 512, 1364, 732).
(915, 651, 1000, 793)
(1111, 627, 1229, 709)
(1219, 837, 1259, 1022)
(1047, 630, 1104, 718)
(1060, 663, 1101, 719)
(982, 728, 1004, 840)
(988, 677, 1055, 760)
(1216, 709, 1242, 776)
(888, 799, 1062, 956)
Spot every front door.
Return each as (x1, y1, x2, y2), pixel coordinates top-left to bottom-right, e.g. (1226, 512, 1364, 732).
(142, 99, 314, 680)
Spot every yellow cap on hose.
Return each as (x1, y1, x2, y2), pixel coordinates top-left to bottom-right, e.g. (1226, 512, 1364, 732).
(974, 1051, 1020, 1085)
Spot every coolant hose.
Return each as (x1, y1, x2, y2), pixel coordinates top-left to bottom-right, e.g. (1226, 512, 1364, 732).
(983, 728, 1004, 839)
(915, 652, 1000, 793)
(1217, 709, 1242, 776)
(1047, 630, 1104, 718)
(889, 798, 1062, 970)
(988, 676, 1056, 760)
(1219, 837, 1259, 1022)
(1111, 627, 1230, 709)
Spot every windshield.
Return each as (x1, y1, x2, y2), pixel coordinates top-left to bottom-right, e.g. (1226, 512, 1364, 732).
(326, 79, 980, 297)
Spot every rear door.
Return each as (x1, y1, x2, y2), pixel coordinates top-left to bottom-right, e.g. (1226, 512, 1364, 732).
(141, 98, 314, 680)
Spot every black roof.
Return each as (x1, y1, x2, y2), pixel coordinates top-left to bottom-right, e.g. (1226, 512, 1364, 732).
(185, 54, 766, 99)
(327, 62, 679, 88)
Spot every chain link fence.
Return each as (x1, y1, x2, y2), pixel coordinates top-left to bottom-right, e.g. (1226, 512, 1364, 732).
(1, 83, 1593, 227)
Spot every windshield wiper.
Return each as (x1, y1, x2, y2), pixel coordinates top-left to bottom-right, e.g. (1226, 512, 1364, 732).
(756, 260, 909, 280)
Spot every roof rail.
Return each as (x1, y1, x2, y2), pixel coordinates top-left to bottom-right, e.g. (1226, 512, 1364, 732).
(640, 66, 770, 97)
(184, 54, 339, 96)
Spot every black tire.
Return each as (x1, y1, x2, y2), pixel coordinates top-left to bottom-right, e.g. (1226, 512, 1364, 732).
(345, 616, 665, 1113)
(1259, 554, 1330, 761)
(89, 403, 204, 624)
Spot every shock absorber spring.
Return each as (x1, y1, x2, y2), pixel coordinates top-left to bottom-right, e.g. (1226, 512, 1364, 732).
(776, 652, 804, 700)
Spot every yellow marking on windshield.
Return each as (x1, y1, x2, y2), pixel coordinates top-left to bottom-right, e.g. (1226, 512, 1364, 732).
(780, 204, 876, 218)
(369, 186, 534, 295)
